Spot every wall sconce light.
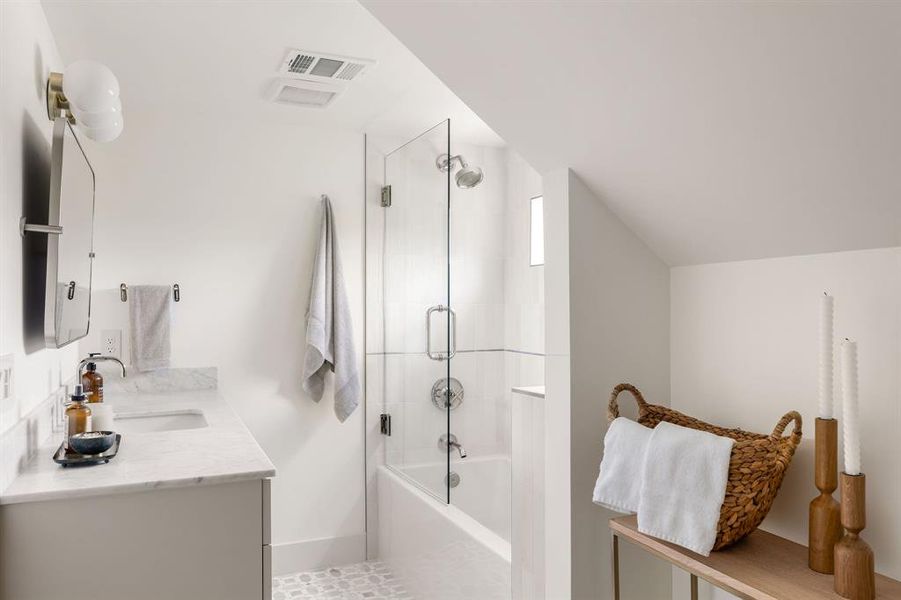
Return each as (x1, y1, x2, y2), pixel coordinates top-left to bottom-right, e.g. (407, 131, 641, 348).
(47, 59, 124, 142)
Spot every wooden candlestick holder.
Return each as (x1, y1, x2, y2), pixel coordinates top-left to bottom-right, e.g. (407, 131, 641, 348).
(834, 472, 875, 599)
(809, 418, 842, 573)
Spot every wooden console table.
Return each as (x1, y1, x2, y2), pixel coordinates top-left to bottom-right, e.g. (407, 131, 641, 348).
(610, 515, 901, 599)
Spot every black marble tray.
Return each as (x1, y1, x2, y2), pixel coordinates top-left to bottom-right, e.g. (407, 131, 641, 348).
(53, 434, 122, 467)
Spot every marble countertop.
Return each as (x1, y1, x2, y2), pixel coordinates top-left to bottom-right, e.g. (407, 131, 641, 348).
(511, 385, 545, 398)
(0, 390, 275, 505)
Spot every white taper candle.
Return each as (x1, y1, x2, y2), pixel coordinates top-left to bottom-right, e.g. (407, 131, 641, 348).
(818, 293, 834, 419)
(841, 339, 861, 475)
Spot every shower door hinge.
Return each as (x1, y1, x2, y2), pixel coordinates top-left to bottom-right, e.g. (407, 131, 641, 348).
(380, 185, 392, 207)
(380, 413, 392, 436)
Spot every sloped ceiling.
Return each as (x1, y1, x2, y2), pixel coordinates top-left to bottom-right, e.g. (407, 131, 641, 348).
(41, 1, 504, 147)
(363, 1, 901, 265)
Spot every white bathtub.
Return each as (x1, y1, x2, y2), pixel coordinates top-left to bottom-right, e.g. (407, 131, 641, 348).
(378, 457, 512, 599)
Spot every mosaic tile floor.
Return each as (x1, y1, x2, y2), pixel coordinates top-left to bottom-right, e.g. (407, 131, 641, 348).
(273, 561, 413, 600)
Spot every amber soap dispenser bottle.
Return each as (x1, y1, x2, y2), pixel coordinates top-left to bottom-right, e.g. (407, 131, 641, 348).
(82, 358, 103, 403)
(65, 385, 92, 449)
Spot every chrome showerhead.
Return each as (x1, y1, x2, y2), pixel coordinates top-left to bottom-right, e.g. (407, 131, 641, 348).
(436, 154, 484, 189)
(455, 165, 484, 189)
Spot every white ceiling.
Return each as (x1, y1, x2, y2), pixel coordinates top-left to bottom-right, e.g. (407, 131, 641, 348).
(41, 0, 504, 147)
(363, 1, 901, 266)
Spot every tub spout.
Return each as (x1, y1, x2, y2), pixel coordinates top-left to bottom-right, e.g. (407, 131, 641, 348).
(454, 443, 467, 459)
(438, 433, 467, 459)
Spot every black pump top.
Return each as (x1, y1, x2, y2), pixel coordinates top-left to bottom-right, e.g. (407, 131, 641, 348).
(86, 362, 97, 371)
(71, 384, 86, 403)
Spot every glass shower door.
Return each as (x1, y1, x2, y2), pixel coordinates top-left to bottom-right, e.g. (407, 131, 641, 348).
(382, 120, 452, 503)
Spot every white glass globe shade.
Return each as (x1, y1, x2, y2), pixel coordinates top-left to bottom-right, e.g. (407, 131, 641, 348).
(81, 116, 124, 142)
(63, 60, 120, 113)
(70, 98, 122, 129)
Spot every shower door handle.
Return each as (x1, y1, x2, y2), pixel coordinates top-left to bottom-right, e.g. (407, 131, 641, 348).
(426, 304, 456, 361)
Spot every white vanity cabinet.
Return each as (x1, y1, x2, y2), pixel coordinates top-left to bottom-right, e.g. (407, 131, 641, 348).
(0, 478, 272, 600)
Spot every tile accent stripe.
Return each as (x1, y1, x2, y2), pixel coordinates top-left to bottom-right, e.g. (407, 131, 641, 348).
(366, 348, 545, 357)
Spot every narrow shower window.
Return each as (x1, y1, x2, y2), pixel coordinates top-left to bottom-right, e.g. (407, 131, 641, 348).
(530, 195, 545, 266)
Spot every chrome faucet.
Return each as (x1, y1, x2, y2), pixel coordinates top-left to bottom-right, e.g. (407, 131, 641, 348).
(76, 353, 126, 383)
(438, 433, 467, 459)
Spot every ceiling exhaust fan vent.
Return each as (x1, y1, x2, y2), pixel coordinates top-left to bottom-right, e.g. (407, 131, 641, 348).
(286, 53, 316, 75)
(267, 78, 341, 109)
(335, 62, 365, 81)
(279, 49, 375, 83)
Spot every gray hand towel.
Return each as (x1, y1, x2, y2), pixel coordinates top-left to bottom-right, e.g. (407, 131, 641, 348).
(128, 285, 172, 372)
(302, 196, 360, 422)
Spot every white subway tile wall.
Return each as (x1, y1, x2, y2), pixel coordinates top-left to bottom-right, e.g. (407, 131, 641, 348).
(368, 143, 544, 468)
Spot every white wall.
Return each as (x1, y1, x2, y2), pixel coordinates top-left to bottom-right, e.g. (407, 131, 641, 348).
(504, 152, 544, 356)
(0, 0, 79, 490)
(542, 167, 572, 599)
(543, 169, 672, 599)
(671, 247, 901, 600)
(73, 111, 366, 573)
(567, 171, 672, 600)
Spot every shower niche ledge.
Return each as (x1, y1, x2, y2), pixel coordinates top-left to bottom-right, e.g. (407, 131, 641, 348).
(512, 385, 545, 399)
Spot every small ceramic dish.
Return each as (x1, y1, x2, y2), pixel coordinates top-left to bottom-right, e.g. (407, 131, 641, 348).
(53, 434, 121, 467)
(69, 431, 117, 455)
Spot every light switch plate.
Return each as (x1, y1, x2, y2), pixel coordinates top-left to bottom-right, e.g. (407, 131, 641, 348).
(102, 330, 122, 358)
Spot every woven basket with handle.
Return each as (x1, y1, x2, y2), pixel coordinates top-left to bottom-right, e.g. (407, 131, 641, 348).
(608, 383, 802, 551)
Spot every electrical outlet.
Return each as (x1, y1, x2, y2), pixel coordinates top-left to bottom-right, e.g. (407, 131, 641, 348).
(0, 354, 14, 403)
(101, 330, 122, 358)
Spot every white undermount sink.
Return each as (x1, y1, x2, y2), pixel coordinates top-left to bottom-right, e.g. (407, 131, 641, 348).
(113, 409, 208, 434)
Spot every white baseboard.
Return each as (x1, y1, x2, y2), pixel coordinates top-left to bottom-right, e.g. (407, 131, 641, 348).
(272, 533, 367, 576)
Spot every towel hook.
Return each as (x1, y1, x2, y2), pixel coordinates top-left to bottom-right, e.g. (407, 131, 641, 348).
(119, 283, 181, 303)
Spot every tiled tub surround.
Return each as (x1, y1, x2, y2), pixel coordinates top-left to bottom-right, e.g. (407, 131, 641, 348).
(366, 142, 545, 463)
(378, 465, 511, 600)
(512, 386, 546, 600)
(1, 379, 274, 505)
(365, 140, 544, 582)
(365, 142, 545, 469)
(399, 456, 512, 543)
